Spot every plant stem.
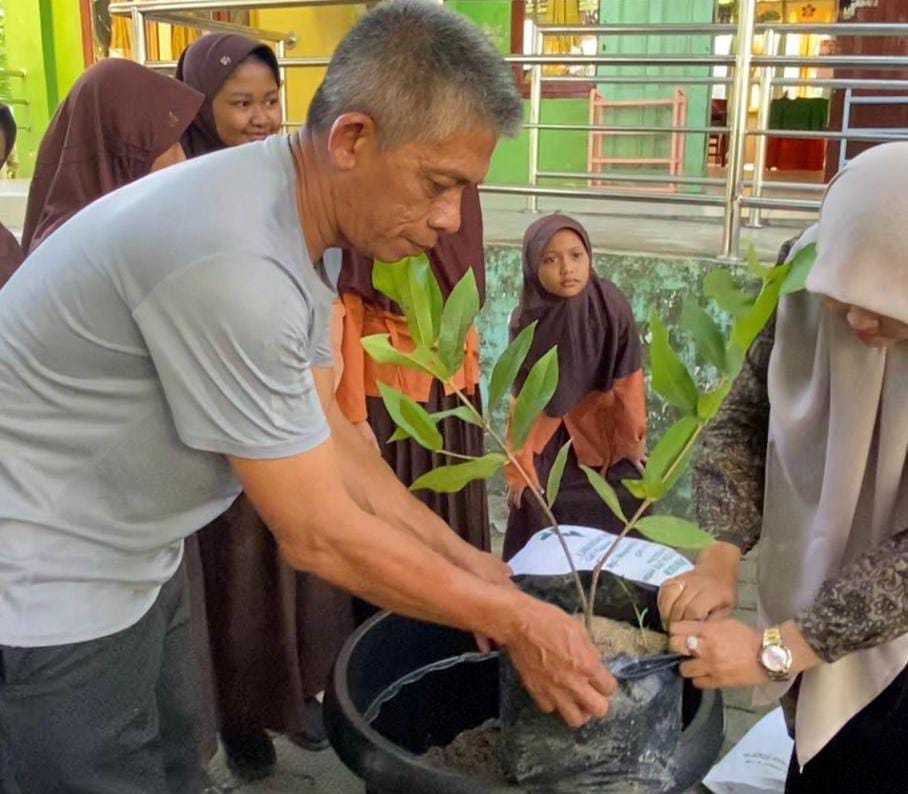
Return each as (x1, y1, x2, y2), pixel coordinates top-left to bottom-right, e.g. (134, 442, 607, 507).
(449, 385, 591, 619)
(584, 421, 705, 629)
(439, 449, 476, 462)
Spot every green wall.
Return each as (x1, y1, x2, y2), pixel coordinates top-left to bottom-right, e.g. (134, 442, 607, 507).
(486, 98, 590, 185)
(2, 0, 84, 176)
(597, 0, 714, 186)
(446, 1, 512, 55)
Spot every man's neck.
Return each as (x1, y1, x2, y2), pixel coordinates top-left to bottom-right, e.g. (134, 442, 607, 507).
(292, 130, 339, 265)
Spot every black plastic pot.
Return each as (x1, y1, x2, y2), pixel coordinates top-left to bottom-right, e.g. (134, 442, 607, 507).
(325, 609, 725, 794)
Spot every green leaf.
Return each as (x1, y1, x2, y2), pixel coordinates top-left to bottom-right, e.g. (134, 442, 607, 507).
(635, 515, 715, 550)
(438, 270, 480, 375)
(581, 465, 627, 524)
(622, 478, 648, 500)
(681, 300, 726, 372)
(704, 269, 753, 318)
(779, 242, 817, 296)
(644, 416, 702, 497)
(377, 383, 443, 451)
(731, 276, 782, 353)
(546, 440, 572, 508)
(361, 334, 447, 380)
(405, 255, 443, 348)
(388, 427, 410, 442)
(510, 346, 559, 450)
(372, 259, 405, 305)
(386, 405, 481, 443)
(697, 381, 732, 420)
(745, 241, 770, 279)
(410, 454, 507, 493)
(431, 406, 483, 427)
(649, 312, 698, 415)
(489, 323, 536, 411)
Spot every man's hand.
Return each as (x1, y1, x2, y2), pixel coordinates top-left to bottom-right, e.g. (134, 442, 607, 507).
(658, 541, 741, 625)
(460, 550, 514, 588)
(504, 599, 617, 728)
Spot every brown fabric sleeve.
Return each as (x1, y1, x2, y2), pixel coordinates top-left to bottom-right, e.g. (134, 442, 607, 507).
(505, 404, 561, 497)
(334, 293, 369, 424)
(608, 369, 647, 463)
(794, 527, 908, 663)
(330, 298, 345, 393)
(692, 319, 775, 553)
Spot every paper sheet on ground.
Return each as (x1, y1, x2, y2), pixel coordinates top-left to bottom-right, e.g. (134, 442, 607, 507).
(703, 708, 793, 794)
(508, 525, 693, 586)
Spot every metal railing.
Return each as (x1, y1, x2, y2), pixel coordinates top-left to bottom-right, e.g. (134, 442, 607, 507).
(108, 2, 908, 259)
(0, 68, 29, 135)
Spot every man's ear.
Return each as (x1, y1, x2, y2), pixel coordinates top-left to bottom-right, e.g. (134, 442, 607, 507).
(327, 112, 378, 172)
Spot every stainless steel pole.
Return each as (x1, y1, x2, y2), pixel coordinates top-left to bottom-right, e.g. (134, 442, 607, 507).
(747, 27, 777, 229)
(721, 0, 757, 259)
(131, 8, 148, 65)
(526, 25, 543, 213)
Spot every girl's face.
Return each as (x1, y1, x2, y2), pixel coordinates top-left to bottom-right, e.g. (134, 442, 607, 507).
(211, 57, 282, 147)
(825, 298, 908, 348)
(537, 228, 591, 298)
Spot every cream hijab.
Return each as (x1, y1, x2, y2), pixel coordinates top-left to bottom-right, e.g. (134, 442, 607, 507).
(759, 141, 908, 767)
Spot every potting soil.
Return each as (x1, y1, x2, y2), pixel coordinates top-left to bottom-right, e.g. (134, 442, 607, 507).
(423, 719, 509, 783)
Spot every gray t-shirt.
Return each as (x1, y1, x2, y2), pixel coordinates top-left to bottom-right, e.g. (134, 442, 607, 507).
(0, 136, 334, 647)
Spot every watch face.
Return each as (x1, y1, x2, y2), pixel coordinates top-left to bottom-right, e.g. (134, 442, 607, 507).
(761, 645, 789, 673)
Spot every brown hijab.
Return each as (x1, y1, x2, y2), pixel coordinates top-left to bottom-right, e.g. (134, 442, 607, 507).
(21, 59, 203, 254)
(338, 185, 487, 309)
(175, 34, 281, 158)
(0, 102, 23, 287)
(511, 214, 642, 417)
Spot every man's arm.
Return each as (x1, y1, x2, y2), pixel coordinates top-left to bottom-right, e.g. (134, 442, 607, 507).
(228, 440, 616, 727)
(313, 367, 512, 586)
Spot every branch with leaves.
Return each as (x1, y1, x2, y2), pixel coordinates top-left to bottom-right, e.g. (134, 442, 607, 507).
(359, 243, 816, 634)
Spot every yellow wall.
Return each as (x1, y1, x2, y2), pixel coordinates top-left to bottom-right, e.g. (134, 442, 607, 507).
(253, 5, 366, 127)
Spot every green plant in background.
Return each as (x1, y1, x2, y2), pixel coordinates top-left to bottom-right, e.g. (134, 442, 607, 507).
(362, 243, 816, 632)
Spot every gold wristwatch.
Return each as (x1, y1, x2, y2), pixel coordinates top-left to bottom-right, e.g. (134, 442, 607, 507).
(759, 626, 793, 682)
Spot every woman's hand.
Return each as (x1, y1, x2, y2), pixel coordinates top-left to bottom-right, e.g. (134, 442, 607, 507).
(669, 618, 823, 690)
(353, 420, 380, 453)
(507, 485, 523, 510)
(658, 541, 741, 625)
(669, 618, 767, 689)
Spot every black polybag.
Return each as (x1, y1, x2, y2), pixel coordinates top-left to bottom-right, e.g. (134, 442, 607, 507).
(500, 572, 683, 793)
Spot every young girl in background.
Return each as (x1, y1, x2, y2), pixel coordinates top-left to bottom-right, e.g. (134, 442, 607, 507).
(505, 214, 647, 560)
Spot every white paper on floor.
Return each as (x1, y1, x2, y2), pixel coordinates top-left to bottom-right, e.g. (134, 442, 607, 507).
(703, 707, 793, 794)
(507, 525, 693, 586)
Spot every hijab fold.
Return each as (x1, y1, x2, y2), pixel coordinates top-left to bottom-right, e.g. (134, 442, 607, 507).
(510, 214, 641, 416)
(175, 33, 281, 158)
(21, 59, 202, 254)
(760, 141, 908, 767)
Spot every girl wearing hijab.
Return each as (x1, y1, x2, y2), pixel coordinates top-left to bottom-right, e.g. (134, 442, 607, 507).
(660, 141, 908, 793)
(176, 34, 352, 781)
(335, 185, 490, 555)
(0, 103, 23, 286)
(175, 32, 282, 156)
(21, 59, 201, 255)
(504, 214, 647, 560)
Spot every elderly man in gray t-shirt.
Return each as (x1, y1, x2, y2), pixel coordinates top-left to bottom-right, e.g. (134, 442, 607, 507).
(0, 3, 615, 790)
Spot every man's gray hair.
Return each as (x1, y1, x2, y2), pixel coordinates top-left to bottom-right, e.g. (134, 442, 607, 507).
(307, 0, 523, 146)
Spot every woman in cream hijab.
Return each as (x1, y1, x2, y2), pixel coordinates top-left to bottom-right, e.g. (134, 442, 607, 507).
(659, 141, 908, 792)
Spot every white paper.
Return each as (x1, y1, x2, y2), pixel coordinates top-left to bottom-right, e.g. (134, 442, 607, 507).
(507, 525, 693, 586)
(703, 708, 793, 794)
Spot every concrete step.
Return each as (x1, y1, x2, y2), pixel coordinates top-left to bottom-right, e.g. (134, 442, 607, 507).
(0, 178, 29, 238)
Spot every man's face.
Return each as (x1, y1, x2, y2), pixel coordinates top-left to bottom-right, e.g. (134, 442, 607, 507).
(332, 122, 496, 262)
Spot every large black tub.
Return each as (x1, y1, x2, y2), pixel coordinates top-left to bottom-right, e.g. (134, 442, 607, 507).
(324, 611, 725, 793)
